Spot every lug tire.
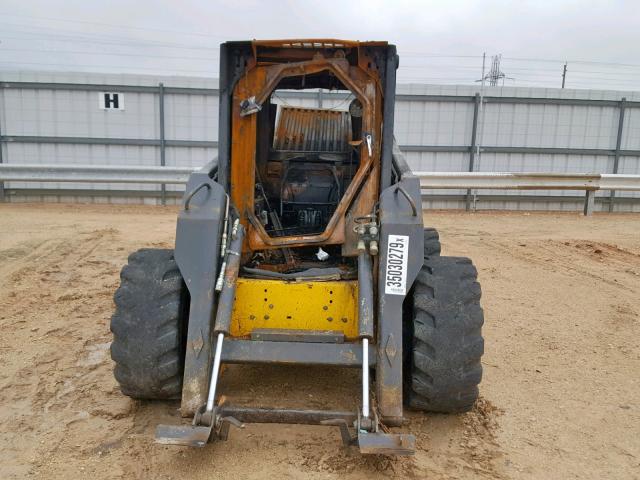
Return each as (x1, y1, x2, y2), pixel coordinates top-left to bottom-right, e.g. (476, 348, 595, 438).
(110, 249, 188, 400)
(404, 256, 484, 413)
(424, 227, 441, 256)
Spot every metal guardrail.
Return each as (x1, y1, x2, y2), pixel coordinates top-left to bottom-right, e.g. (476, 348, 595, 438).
(1, 164, 639, 215)
(416, 172, 640, 191)
(416, 172, 640, 215)
(0, 164, 194, 184)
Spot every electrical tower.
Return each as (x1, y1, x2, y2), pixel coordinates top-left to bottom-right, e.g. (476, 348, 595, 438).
(481, 54, 508, 86)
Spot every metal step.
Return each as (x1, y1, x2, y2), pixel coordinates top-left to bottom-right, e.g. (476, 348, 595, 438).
(250, 328, 345, 343)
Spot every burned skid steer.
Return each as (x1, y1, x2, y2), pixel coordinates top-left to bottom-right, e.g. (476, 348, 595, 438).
(110, 39, 484, 455)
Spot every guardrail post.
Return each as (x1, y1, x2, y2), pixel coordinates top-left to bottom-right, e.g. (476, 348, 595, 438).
(584, 189, 596, 216)
(608, 97, 626, 212)
(317, 88, 323, 108)
(466, 93, 480, 211)
(0, 106, 5, 202)
(159, 82, 167, 206)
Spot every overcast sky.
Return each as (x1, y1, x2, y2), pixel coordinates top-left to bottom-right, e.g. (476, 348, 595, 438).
(1, 0, 639, 91)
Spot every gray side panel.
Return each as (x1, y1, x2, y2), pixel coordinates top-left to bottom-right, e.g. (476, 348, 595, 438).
(175, 172, 226, 415)
(376, 175, 424, 424)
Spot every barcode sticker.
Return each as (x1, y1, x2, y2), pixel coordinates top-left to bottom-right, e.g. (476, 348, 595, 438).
(384, 235, 409, 295)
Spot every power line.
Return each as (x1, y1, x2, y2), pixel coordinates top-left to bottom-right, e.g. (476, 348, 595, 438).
(0, 30, 219, 51)
(3, 22, 640, 73)
(0, 47, 217, 62)
(399, 53, 482, 59)
(0, 60, 217, 74)
(0, 22, 216, 46)
(0, 14, 229, 40)
(503, 56, 640, 69)
(2, 20, 639, 73)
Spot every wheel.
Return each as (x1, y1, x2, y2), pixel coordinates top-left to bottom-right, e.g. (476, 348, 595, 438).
(404, 256, 484, 413)
(424, 227, 441, 256)
(110, 249, 189, 400)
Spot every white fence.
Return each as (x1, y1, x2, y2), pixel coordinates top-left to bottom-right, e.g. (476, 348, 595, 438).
(1, 71, 640, 211)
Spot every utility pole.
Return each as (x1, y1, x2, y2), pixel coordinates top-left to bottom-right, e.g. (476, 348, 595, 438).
(561, 62, 567, 88)
(472, 53, 488, 212)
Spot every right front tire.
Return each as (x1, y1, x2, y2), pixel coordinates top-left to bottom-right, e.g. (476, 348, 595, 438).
(405, 256, 484, 413)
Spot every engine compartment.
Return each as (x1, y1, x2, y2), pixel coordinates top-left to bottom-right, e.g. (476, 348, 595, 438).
(254, 97, 363, 238)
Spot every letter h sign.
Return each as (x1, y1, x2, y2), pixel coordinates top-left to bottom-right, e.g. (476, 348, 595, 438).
(99, 92, 124, 110)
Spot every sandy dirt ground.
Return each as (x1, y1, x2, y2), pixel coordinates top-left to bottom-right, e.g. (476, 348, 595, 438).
(0, 204, 638, 480)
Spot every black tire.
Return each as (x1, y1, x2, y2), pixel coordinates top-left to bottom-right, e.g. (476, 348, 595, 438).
(424, 227, 441, 256)
(404, 256, 484, 413)
(110, 249, 189, 400)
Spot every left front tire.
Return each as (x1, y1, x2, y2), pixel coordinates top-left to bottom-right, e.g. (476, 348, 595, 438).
(110, 249, 189, 400)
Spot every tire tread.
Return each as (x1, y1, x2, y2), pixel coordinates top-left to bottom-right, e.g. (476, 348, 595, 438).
(110, 248, 187, 400)
(405, 255, 484, 413)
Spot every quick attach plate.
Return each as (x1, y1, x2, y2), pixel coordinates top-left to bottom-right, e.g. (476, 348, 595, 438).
(155, 424, 213, 448)
(155, 406, 241, 447)
(323, 413, 416, 455)
(357, 430, 415, 455)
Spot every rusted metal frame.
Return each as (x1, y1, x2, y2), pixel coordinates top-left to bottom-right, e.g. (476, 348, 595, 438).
(253, 39, 367, 49)
(218, 405, 357, 425)
(241, 61, 378, 248)
(252, 58, 367, 108)
(609, 97, 626, 212)
(217, 339, 377, 367)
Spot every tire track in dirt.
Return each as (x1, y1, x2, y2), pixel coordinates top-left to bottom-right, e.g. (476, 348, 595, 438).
(2, 205, 639, 479)
(484, 238, 640, 292)
(0, 227, 133, 479)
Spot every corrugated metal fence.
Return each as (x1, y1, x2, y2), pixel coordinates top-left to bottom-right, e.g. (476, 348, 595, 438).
(1, 71, 639, 211)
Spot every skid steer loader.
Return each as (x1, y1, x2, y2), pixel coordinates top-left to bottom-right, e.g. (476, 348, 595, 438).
(110, 39, 484, 455)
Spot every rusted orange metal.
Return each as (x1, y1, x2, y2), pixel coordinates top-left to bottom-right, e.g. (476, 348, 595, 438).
(273, 107, 350, 153)
(229, 40, 385, 252)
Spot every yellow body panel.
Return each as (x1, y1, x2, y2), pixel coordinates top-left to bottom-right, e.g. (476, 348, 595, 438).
(230, 278, 359, 338)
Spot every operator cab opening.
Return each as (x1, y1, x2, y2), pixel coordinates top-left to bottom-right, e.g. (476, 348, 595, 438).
(253, 73, 364, 238)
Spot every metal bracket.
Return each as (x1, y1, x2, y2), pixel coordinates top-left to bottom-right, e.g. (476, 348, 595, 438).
(321, 418, 358, 446)
(155, 405, 244, 447)
(322, 409, 416, 455)
(357, 431, 415, 455)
